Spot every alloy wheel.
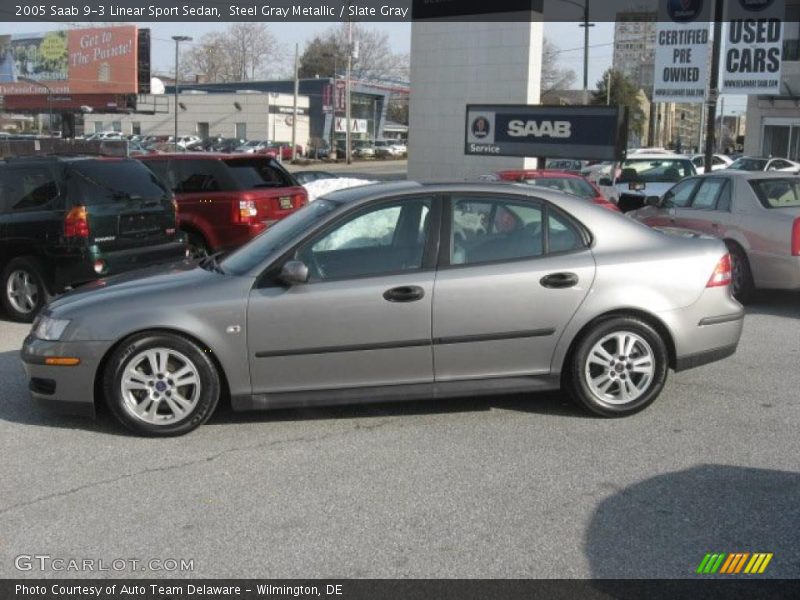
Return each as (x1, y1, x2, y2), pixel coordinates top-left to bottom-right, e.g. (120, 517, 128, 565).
(584, 331, 655, 405)
(120, 348, 202, 425)
(6, 269, 39, 315)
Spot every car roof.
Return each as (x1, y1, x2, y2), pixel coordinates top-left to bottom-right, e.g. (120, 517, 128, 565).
(138, 152, 276, 161)
(702, 170, 800, 180)
(496, 169, 585, 179)
(624, 154, 688, 160)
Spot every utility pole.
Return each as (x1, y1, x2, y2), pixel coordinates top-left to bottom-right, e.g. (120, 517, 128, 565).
(704, 0, 724, 173)
(579, 1, 594, 104)
(291, 43, 299, 161)
(172, 36, 192, 151)
(345, 16, 353, 164)
(717, 96, 725, 153)
(606, 70, 612, 105)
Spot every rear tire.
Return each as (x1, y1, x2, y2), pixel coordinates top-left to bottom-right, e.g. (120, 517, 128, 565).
(103, 332, 220, 436)
(566, 316, 669, 417)
(1, 256, 51, 322)
(186, 231, 210, 260)
(727, 242, 754, 304)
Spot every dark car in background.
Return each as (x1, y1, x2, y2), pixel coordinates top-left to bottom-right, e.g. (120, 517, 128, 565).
(138, 154, 308, 257)
(0, 156, 186, 322)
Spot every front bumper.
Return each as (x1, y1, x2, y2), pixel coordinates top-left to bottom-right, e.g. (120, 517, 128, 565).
(21, 335, 113, 418)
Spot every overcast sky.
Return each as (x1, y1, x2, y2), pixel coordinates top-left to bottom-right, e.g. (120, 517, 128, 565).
(3, 20, 746, 112)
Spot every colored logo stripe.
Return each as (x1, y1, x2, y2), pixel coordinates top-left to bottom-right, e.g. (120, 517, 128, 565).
(697, 553, 773, 574)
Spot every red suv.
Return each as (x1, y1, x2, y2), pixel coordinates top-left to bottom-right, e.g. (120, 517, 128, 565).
(139, 154, 308, 256)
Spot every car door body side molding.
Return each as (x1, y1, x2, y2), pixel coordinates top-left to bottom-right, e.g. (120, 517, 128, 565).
(232, 374, 561, 412)
(254, 328, 556, 359)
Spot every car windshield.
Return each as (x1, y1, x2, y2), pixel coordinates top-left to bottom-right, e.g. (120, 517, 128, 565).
(221, 199, 340, 275)
(750, 178, 800, 208)
(522, 177, 596, 199)
(618, 159, 694, 183)
(729, 157, 768, 171)
(68, 159, 169, 203)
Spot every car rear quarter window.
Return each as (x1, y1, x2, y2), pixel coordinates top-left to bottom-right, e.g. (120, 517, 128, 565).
(223, 158, 294, 189)
(1, 165, 60, 211)
(750, 179, 800, 208)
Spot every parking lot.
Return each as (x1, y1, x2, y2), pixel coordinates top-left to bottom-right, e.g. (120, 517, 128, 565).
(1, 289, 798, 579)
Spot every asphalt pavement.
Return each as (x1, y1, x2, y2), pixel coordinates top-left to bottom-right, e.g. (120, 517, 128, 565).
(0, 291, 798, 579)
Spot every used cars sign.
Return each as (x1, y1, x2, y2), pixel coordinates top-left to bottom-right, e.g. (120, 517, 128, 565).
(465, 104, 628, 161)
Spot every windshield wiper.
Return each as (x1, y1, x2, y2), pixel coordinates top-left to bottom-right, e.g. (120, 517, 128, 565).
(199, 252, 226, 274)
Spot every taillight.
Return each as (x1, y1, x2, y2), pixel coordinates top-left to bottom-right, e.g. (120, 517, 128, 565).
(295, 190, 308, 207)
(707, 253, 732, 288)
(64, 206, 89, 239)
(238, 199, 258, 223)
(792, 217, 800, 256)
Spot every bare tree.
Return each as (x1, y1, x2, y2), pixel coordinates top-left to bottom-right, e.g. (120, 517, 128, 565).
(182, 24, 284, 83)
(541, 38, 576, 93)
(299, 24, 408, 82)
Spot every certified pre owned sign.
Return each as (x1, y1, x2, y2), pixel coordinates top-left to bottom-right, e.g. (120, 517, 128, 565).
(465, 104, 627, 161)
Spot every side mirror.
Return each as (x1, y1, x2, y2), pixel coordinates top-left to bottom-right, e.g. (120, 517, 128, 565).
(598, 177, 613, 187)
(645, 195, 661, 207)
(278, 260, 309, 286)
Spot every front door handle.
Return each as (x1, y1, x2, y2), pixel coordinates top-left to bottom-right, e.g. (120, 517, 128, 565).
(383, 285, 425, 303)
(540, 272, 579, 289)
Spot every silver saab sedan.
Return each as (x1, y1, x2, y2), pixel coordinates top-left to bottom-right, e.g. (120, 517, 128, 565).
(22, 182, 744, 436)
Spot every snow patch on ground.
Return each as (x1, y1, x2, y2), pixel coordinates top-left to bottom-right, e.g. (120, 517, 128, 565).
(303, 177, 377, 202)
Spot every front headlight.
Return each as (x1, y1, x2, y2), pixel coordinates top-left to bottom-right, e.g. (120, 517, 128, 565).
(32, 316, 71, 341)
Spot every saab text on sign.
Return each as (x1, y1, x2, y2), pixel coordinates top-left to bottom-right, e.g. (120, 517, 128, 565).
(465, 105, 628, 161)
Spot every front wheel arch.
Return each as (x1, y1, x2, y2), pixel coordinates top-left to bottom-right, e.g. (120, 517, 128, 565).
(94, 328, 231, 416)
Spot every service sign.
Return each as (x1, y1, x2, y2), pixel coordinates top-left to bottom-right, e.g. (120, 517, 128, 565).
(652, 0, 712, 103)
(465, 105, 627, 162)
(0, 25, 139, 96)
(721, 0, 784, 94)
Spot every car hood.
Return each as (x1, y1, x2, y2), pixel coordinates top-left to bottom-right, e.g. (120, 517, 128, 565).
(46, 260, 217, 316)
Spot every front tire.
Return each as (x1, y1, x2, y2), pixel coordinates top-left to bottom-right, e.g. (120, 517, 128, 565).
(566, 317, 669, 417)
(1, 256, 51, 322)
(103, 332, 220, 436)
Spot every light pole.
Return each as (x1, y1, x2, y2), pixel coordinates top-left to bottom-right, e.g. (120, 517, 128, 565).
(323, 52, 338, 156)
(172, 35, 192, 151)
(557, 0, 593, 104)
(19, 77, 53, 135)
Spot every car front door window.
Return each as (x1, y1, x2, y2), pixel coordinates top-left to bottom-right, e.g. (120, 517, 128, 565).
(298, 199, 431, 281)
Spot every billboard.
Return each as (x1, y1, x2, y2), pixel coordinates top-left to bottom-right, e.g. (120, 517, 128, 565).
(721, 0, 784, 94)
(652, 0, 712, 103)
(0, 26, 139, 96)
(465, 105, 628, 161)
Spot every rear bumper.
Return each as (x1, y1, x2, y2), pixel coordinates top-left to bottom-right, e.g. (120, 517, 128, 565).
(53, 240, 187, 291)
(21, 336, 112, 418)
(657, 287, 745, 372)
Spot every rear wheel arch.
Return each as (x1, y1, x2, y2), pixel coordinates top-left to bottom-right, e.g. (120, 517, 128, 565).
(94, 327, 231, 414)
(560, 309, 677, 378)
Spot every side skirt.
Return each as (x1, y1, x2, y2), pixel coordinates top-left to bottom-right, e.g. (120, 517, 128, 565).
(232, 375, 561, 412)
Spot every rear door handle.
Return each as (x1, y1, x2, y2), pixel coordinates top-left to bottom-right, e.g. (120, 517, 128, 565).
(540, 272, 579, 289)
(383, 285, 425, 303)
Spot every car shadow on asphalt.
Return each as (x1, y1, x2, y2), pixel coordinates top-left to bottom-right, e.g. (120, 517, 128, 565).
(746, 290, 800, 319)
(584, 464, 800, 584)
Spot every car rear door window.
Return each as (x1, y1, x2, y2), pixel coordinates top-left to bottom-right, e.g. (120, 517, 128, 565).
(451, 196, 545, 265)
(691, 179, 726, 210)
(297, 198, 432, 281)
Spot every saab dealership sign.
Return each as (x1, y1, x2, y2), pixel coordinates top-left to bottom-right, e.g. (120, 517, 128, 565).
(722, 0, 785, 94)
(653, 0, 712, 103)
(465, 105, 627, 161)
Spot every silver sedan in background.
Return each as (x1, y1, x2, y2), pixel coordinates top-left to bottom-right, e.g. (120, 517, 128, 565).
(22, 182, 743, 436)
(630, 171, 800, 302)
